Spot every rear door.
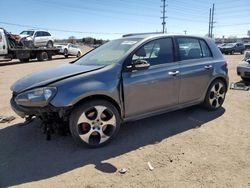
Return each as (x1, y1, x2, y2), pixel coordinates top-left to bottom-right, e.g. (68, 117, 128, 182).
(0, 29, 8, 55)
(176, 37, 214, 104)
(122, 37, 180, 117)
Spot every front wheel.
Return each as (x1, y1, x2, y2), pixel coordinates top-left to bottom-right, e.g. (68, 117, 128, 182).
(203, 80, 226, 111)
(69, 100, 121, 148)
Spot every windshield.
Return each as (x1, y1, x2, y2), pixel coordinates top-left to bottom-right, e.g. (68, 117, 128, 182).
(75, 38, 142, 66)
(20, 31, 34, 36)
(224, 43, 235, 47)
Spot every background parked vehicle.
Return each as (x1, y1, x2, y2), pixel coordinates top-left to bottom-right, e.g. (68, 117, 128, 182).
(20, 29, 54, 48)
(10, 33, 229, 147)
(220, 42, 245, 55)
(237, 51, 250, 81)
(55, 43, 82, 58)
(0, 28, 59, 62)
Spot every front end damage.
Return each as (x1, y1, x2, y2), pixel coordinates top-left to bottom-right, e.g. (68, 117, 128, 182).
(11, 92, 72, 140)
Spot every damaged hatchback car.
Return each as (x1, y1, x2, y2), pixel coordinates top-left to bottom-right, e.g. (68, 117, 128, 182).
(10, 33, 229, 147)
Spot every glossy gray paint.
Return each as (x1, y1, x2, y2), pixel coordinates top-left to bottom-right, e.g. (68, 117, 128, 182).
(11, 34, 229, 121)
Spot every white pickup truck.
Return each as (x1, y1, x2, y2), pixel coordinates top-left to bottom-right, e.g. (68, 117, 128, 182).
(0, 28, 59, 62)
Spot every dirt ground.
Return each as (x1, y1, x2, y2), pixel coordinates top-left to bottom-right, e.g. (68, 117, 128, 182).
(0, 52, 249, 187)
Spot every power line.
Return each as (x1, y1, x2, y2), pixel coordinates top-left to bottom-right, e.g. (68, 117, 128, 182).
(0, 21, 126, 35)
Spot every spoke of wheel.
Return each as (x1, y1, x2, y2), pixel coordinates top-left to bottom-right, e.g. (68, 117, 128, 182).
(103, 115, 116, 126)
(215, 99, 220, 108)
(211, 85, 216, 93)
(79, 129, 95, 143)
(78, 112, 92, 125)
(95, 106, 107, 120)
(99, 129, 110, 144)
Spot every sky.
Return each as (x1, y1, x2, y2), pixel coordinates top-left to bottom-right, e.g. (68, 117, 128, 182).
(0, 0, 249, 40)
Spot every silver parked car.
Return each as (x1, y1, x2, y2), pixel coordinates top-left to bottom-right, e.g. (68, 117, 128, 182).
(55, 43, 82, 58)
(19, 30, 54, 48)
(237, 51, 250, 81)
(10, 33, 229, 147)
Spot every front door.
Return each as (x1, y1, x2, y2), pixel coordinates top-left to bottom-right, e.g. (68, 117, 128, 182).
(175, 37, 214, 104)
(122, 37, 180, 118)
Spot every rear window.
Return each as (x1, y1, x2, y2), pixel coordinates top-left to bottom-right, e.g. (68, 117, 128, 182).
(177, 38, 211, 60)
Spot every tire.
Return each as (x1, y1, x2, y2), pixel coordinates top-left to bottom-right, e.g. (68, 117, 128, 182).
(19, 58, 29, 63)
(46, 41, 53, 48)
(37, 51, 49, 61)
(64, 49, 68, 58)
(230, 50, 234, 55)
(241, 77, 250, 82)
(240, 51, 244, 54)
(69, 100, 121, 148)
(77, 51, 81, 58)
(203, 79, 226, 111)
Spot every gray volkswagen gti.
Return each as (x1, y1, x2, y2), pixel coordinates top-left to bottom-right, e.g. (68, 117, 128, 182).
(10, 33, 229, 147)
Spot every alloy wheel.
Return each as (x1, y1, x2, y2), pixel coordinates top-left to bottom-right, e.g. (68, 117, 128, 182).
(76, 105, 117, 146)
(209, 82, 225, 109)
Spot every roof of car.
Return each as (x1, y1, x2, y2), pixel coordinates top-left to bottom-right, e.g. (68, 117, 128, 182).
(123, 33, 210, 40)
(22, 29, 50, 32)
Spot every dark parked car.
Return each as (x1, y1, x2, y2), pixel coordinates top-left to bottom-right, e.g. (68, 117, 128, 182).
(237, 51, 250, 81)
(220, 42, 245, 55)
(10, 33, 229, 147)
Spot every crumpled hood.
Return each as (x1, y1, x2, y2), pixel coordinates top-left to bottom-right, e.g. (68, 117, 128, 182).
(11, 63, 103, 93)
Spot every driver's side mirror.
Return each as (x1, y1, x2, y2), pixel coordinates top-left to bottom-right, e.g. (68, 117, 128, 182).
(131, 59, 150, 71)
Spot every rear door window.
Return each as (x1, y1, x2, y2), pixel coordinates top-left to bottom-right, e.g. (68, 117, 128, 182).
(177, 37, 212, 60)
(35, 32, 43, 37)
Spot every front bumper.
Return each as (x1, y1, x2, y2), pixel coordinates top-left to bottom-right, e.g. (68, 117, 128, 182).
(237, 64, 250, 78)
(10, 96, 72, 119)
(10, 98, 34, 118)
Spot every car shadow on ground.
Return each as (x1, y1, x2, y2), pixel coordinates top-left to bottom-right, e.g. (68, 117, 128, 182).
(0, 56, 75, 67)
(0, 106, 225, 187)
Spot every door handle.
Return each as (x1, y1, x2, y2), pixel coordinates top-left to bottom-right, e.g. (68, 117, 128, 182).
(204, 65, 212, 70)
(168, 70, 180, 76)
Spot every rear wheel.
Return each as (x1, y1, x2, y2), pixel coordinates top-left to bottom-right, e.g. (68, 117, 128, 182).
(77, 51, 81, 58)
(69, 100, 121, 148)
(46, 41, 53, 48)
(37, 51, 49, 61)
(240, 51, 244, 54)
(203, 79, 226, 111)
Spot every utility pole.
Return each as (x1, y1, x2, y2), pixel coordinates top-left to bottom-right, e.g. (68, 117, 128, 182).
(208, 8, 211, 37)
(184, 30, 187, 35)
(211, 3, 215, 38)
(161, 0, 167, 33)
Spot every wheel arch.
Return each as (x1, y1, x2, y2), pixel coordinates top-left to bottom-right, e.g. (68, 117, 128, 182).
(72, 94, 122, 116)
(211, 76, 228, 91)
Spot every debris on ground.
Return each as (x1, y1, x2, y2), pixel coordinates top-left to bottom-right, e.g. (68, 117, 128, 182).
(147, 161, 154, 171)
(0, 115, 15, 123)
(118, 168, 127, 174)
(230, 82, 249, 91)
